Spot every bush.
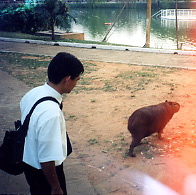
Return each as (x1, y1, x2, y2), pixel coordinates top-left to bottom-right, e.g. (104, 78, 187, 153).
(0, 1, 74, 38)
(0, 5, 40, 34)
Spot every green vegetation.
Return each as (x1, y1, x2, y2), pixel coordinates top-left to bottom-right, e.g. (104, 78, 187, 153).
(101, 132, 131, 158)
(0, 31, 134, 47)
(117, 70, 157, 79)
(90, 99, 96, 103)
(67, 115, 78, 121)
(0, 0, 74, 40)
(0, 52, 50, 86)
(0, 52, 49, 69)
(0, 4, 38, 33)
(34, 0, 75, 40)
(88, 138, 98, 145)
(0, 31, 53, 41)
(0, 52, 176, 93)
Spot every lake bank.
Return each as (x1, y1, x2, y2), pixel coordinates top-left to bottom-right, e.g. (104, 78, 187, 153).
(68, 1, 196, 9)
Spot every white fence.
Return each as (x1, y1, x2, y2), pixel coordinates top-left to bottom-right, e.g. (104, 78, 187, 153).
(161, 9, 196, 20)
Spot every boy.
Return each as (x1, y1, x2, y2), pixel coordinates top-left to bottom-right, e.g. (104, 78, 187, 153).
(21, 52, 84, 194)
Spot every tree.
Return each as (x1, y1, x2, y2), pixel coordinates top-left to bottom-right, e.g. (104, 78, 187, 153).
(175, 0, 179, 49)
(35, 0, 75, 40)
(0, 5, 39, 33)
(0, 1, 74, 37)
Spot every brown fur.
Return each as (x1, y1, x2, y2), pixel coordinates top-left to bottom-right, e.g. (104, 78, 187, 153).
(128, 101, 180, 157)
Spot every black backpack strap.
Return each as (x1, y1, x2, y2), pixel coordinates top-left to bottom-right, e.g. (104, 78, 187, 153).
(28, 96, 59, 117)
(21, 96, 72, 156)
(21, 96, 60, 136)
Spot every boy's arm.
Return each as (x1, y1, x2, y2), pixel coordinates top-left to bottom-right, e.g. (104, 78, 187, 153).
(41, 161, 63, 195)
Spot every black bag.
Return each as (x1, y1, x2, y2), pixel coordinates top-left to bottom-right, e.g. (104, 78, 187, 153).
(0, 96, 72, 175)
(0, 120, 25, 175)
(66, 132, 72, 156)
(60, 101, 72, 156)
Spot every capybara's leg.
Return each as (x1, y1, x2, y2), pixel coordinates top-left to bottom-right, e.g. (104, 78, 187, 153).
(128, 138, 141, 157)
(128, 146, 136, 157)
(158, 129, 163, 139)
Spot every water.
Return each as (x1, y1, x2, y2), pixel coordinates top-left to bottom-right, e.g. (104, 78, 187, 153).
(68, 8, 196, 50)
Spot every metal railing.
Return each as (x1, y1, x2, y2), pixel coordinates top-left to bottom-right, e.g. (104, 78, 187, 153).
(161, 9, 196, 20)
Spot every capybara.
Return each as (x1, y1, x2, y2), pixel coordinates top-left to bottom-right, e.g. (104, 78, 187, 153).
(128, 101, 180, 157)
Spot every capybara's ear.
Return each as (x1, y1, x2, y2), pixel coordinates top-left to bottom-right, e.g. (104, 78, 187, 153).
(165, 100, 168, 102)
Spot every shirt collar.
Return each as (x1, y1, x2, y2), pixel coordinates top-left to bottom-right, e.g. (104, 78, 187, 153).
(44, 83, 62, 104)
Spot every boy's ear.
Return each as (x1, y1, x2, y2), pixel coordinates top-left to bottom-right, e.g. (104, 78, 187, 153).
(63, 76, 71, 83)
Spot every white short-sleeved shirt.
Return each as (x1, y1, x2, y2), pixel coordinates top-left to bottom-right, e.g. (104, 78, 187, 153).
(20, 83, 68, 169)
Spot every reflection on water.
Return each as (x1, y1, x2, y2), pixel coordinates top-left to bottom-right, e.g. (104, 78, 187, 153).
(161, 19, 196, 29)
(160, 19, 196, 50)
(69, 8, 196, 50)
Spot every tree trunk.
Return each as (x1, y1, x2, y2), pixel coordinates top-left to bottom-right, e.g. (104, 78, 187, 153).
(175, 0, 179, 49)
(51, 18, 55, 41)
(143, 0, 152, 48)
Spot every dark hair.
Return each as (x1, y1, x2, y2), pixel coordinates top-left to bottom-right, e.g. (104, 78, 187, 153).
(48, 52, 84, 84)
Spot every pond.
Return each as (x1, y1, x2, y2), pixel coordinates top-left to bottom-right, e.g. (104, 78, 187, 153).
(68, 8, 196, 50)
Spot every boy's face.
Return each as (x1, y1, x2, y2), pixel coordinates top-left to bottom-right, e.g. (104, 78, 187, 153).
(63, 76, 80, 94)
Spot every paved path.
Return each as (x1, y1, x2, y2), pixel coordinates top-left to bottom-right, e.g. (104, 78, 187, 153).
(0, 38, 196, 194)
(0, 71, 30, 194)
(1, 38, 196, 70)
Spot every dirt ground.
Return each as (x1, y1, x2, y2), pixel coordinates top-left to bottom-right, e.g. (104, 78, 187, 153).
(1, 41, 196, 194)
(63, 61, 196, 195)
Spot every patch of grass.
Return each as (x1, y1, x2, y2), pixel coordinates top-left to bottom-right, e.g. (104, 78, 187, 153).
(102, 133, 131, 156)
(122, 149, 130, 158)
(88, 138, 98, 145)
(73, 86, 100, 93)
(66, 115, 78, 121)
(0, 31, 53, 41)
(120, 142, 129, 146)
(0, 52, 50, 69)
(82, 62, 98, 74)
(117, 70, 157, 80)
(103, 82, 117, 92)
(0, 52, 101, 90)
(78, 78, 92, 85)
(135, 71, 157, 78)
(78, 153, 89, 158)
(112, 143, 118, 147)
(0, 52, 50, 87)
(134, 143, 155, 159)
(117, 147, 122, 151)
(0, 51, 177, 96)
(115, 70, 156, 93)
(124, 164, 130, 168)
(73, 61, 101, 92)
(90, 99, 96, 103)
